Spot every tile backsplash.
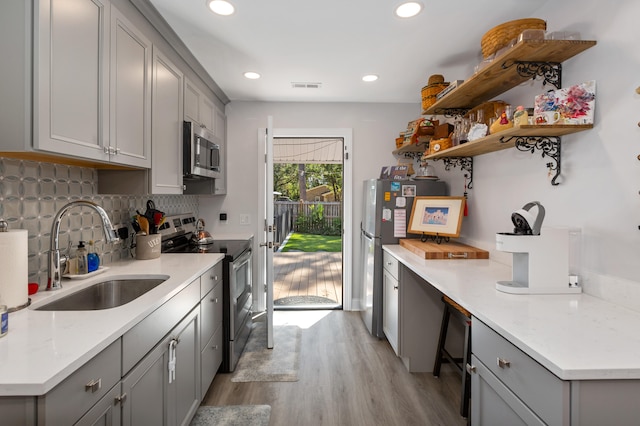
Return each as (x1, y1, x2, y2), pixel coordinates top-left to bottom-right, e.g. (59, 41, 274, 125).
(0, 157, 198, 288)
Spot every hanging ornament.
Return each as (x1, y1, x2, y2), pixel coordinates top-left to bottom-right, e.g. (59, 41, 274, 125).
(463, 174, 469, 217)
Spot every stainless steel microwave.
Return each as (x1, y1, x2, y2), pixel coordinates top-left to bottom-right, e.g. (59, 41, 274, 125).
(183, 121, 221, 179)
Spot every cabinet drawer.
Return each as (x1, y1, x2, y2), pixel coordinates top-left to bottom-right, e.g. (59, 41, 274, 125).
(383, 251, 399, 280)
(200, 283, 223, 351)
(40, 339, 122, 426)
(472, 317, 569, 426)
(201, 262, 223, 298)
(201, 326, 223, 396)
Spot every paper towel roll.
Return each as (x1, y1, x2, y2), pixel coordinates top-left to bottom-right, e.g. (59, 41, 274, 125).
(0, 230, 29, 311)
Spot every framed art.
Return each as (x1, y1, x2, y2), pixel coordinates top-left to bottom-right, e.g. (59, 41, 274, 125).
(407, 196, 465, 238)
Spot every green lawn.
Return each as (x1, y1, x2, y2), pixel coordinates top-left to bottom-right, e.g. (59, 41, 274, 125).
(280, 233, 342, 252)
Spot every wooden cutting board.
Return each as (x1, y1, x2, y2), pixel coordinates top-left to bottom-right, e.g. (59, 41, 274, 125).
(399, 239, 489, 260)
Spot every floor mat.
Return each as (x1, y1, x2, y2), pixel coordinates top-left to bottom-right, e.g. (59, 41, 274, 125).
(190, 405, 271, 426)
(231, 321, 301, 382)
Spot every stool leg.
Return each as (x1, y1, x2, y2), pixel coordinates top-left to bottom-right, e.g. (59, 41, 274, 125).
(460, 318, 472, 418)
(433, 305, 450, 377)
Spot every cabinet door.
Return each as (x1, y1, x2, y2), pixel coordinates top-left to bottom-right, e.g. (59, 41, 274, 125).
(36, 0, 110, 161)
(168, 308, 200, 426)
(151, 47, 184, 194)
(383, 268, 399, 355)
(470, 355, 545, 426)
(200, 96, 215, 132)
(74, 383, 122, 426)
(109, 6, 151, 168)
(121, 337, 169, 426)
(184, 78, 200, 125)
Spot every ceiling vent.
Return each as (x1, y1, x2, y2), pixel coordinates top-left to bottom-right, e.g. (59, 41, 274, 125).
(291, 82, 322, 89)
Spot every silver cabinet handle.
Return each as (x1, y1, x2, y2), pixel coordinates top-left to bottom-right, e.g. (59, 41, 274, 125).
(497, 357, 511, 368)
(393, 285, 398, 290)
(85, 378, 102, 393)
(210, 297, 219, 303)
(466, 363, 476, 374)
(448, 252, 468, 259)
(115, 393, 127, 403)
(210, 275, 218, 281)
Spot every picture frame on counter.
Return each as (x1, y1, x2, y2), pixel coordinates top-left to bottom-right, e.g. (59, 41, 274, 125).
(407, 196, 465, 238)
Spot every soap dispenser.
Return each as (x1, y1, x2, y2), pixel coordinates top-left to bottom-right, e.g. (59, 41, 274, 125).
(76, 241, 88, 274)
(87, 240, 100, 273)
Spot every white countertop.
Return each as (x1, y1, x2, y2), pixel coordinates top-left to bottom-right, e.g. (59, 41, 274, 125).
(384, 244, 640, 381)
(0, 253, 223, 396)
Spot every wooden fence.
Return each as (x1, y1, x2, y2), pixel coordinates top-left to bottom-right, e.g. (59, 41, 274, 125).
(274, 201, 342, 242)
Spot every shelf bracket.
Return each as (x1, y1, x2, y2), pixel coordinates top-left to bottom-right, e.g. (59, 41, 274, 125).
(502, 60, 562, 89)
(433, 157, 474, 189)
(501, 136, 562, 185)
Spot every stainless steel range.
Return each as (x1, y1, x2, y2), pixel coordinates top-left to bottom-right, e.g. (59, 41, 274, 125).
(158, 213, 253, 372)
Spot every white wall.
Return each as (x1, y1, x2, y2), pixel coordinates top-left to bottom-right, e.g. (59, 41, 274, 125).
(201, 0, 640, 312)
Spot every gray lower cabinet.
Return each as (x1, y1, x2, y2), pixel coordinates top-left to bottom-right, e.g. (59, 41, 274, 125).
(382, 251, 400, 355)
(74, 383, 123, 426)
(121, 307, 200, 426)
(470, 317, 570, 425)
(37, 339, 123, 426)
(200, 263, 224, 394)
(0, 261, 225, 425)
(470, 317, 640, 426)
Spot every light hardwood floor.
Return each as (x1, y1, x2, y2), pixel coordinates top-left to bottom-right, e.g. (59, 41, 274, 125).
(202, 310, 467, 426)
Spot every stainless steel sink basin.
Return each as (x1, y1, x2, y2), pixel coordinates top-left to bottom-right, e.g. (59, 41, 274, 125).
(35, 276, 169, 311)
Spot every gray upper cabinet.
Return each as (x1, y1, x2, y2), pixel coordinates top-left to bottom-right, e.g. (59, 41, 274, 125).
(1, 0, 151, 168)
(109, 5, 152, 168)
(151, 47, 184, 194)
(35, 0, 111, 162)
(184, 78, 216, 132)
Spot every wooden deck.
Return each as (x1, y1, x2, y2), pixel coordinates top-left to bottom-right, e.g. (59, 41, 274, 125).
(273, 252, 342, 307)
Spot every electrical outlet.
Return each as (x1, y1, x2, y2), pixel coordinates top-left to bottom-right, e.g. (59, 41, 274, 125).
(240, 214, 250, 225)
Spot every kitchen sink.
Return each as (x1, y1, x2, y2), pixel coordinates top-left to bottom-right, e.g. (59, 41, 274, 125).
(35, 276, 169, 311)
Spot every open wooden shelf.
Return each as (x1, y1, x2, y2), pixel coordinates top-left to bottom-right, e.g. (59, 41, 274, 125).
(393, 142, 428, 156)
(422, 39, 597, 115)
(423, 124, 592, 159)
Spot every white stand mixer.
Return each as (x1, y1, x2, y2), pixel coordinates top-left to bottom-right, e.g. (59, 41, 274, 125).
(496, 202, 581, 294)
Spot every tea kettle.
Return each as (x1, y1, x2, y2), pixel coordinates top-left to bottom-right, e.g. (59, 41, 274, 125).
(511, 201, 545, 235)
(191, 218, 214, 245)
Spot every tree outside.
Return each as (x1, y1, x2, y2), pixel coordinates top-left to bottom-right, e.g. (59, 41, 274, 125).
(274, 163, 342, 201)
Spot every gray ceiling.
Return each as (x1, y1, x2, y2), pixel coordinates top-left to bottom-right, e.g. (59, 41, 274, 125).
(148, 0, 550, 103)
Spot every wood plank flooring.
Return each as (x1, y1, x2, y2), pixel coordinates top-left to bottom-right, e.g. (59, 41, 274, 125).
(202, 310, 466, 426)
(273, 252, 343, 305)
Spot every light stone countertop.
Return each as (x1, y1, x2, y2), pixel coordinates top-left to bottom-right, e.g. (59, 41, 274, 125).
(383, 244, 640, 381)
(0, 253, 224, 396)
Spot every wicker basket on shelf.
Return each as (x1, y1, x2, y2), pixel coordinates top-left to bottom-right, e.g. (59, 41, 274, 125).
(421, 74, 449, 111)
(481, 18, 546, 59)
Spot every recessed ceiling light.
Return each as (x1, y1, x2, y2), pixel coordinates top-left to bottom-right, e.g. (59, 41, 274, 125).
(207, 0, 235, 16)
(244, 71, 261, 79)
(362, 74, 379, 82)
(395, 2, 422, 18)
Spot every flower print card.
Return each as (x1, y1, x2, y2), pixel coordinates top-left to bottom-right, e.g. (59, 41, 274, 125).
(534, 80, 595, 125)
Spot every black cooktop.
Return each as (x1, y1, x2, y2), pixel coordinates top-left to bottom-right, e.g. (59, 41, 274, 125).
(165, 239, 250, 260)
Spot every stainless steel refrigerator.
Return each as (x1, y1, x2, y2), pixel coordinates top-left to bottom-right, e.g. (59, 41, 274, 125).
(360, 178, 449, 337)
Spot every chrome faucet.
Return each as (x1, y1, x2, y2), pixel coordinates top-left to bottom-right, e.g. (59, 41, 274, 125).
(47, 200, 120, 290)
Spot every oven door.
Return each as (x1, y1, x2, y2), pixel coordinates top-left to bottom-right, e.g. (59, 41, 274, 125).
(229, 248, 253, 341)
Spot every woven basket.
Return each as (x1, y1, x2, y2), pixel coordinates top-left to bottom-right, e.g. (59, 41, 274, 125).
(481, 18, 546, 58)
(422, 82, 449, 111)
(465, 100, 508, 126)
(429, 137, 452, 155)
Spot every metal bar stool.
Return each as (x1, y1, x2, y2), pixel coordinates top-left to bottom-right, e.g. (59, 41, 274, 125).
(433, 295, 472, 418)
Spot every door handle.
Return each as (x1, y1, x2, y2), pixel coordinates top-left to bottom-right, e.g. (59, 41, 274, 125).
(259, 242, 273, 249)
